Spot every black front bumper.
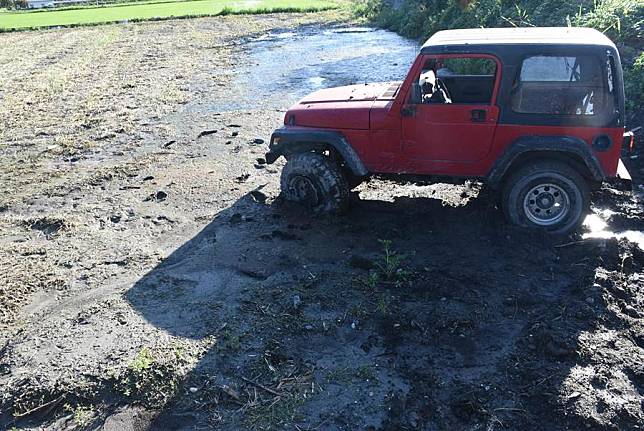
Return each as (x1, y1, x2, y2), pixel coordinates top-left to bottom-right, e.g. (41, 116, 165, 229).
(264, 128, 287, 164)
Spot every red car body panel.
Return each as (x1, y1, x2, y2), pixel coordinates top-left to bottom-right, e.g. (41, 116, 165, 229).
(290, 101, 373, 130)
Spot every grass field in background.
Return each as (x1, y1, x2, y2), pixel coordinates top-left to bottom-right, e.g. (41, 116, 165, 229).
(0, 0, 339, 30)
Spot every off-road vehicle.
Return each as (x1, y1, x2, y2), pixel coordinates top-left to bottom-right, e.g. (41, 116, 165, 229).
(265, 27, 633, 233)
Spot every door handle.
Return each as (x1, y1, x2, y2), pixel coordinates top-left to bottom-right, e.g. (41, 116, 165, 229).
(401, 105, 416, 117)
(470, 109, 486, 122)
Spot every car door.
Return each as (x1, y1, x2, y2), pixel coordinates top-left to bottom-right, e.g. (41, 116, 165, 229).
(401, 54, 501, 166)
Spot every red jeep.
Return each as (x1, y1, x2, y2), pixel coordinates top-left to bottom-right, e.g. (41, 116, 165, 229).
(265, 27, 632, 233)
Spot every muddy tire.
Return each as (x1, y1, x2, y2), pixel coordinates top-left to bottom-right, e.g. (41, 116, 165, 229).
(502, 160, 590, 234)
(280, 153, 349, 213)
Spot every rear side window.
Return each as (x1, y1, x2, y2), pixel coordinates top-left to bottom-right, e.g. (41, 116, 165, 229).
(519, 56, 580, 81)
(511, 55, 614, 115)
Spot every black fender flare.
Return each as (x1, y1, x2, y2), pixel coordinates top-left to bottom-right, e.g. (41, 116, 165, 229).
(265, 128, 369, 177)
(486, 136, 605, 188)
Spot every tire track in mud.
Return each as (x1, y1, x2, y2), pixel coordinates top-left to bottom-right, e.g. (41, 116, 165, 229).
(0, 27, 130, 208)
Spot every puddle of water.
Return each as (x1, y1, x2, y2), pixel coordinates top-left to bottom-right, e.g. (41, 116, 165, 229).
(582, 213, 644, 249)
(206, 26, 419, 112)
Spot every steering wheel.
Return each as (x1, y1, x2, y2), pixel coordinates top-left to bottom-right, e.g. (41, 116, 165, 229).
(435, 78, 452, 103)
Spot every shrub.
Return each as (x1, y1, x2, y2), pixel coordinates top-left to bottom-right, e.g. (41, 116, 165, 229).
(624, 52, 644, 121)
(353, 0, 643, 121)
(574, 0, 643, 45)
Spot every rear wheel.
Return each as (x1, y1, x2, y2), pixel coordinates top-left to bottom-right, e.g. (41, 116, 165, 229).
(280, 153, 349, 213)
(502, 160, 590, 234)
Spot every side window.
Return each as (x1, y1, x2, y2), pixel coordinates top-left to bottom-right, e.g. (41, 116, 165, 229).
(414, 56, 497, 105)
(511, 55, 613, 115)
(519, 56, 580, 81)
(440, 58, 496, 76)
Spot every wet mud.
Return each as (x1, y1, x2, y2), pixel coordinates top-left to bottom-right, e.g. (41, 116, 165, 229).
(0, 12, 643, 431)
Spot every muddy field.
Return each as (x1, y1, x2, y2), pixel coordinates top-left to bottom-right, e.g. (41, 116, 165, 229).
(1, 12, 643, 431)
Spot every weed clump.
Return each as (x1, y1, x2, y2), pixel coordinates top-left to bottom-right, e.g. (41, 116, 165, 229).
(116, 346, 190, 408)
(359, 239, 414, 290)
(63, 403, 95, 427)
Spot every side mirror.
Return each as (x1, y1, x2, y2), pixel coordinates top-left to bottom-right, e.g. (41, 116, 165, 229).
(409, 82, 421, 104)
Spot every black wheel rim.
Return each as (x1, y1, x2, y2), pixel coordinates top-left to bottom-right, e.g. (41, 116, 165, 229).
(288, 175, 319, 207)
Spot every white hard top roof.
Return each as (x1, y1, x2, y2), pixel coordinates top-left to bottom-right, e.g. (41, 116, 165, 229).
(422, 27, 616, 49)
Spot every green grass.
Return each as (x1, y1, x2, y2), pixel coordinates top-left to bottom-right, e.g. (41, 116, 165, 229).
(0, 0, 339, 30)
(12, 0, 208, 14)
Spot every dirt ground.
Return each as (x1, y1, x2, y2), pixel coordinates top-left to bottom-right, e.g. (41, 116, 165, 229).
(1, 12, 643, 431)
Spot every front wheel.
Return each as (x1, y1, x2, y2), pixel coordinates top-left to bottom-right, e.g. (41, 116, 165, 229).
(280, 153, 349, 213)
(502, 160, 590, 234)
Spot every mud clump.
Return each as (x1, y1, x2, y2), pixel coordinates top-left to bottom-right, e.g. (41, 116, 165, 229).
(22, 216, 72, 239)
(144, 190, 168, 202)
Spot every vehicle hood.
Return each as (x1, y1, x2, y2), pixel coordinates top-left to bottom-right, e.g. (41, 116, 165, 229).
(300, 82, 400, 104)
(287, 82, 400, 130)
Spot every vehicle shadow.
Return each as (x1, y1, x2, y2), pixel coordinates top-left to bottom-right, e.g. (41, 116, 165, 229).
(117, 188, 637, 430)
